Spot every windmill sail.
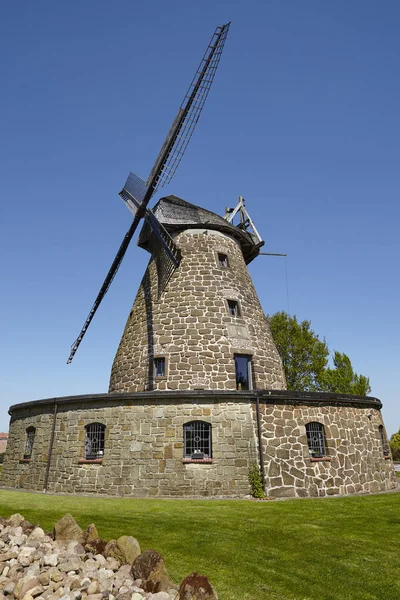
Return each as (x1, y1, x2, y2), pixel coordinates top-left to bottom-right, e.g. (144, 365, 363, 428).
(119, 172, 148, 216)
(147, 22, 230, 191)
(143, 210, 182, 297)
(67, 22, 230, 364)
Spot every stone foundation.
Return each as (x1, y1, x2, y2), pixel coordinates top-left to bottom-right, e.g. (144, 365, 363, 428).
(1, 391, 396, 498)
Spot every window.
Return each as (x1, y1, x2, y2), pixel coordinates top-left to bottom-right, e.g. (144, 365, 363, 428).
(85, 423, 106, 460)
(305, 422, 327, 458)
(234, 354, 252, 391)
(217, 253, 229, 268)
(154, 357, 166, 377)
(379, 425, 390, 457)
(227, 299, 241, 317)
(24, 427, 36, 459)
(184, 421, 212, 459)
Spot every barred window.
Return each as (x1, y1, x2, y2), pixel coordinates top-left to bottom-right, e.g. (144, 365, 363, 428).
(305, 422, 327, 458)
(379, 425, 390, 457)
(154, 357, 166, 378)
(85, 423, 106, 460)
(184, 421, 212, 459)
(24, 427, 36, 459)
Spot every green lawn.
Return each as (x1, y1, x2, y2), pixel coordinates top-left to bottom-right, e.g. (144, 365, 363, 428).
(0, 490, 399, 600)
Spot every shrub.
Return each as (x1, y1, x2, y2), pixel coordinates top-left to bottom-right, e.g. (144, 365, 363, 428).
(248, 463, 264, 499)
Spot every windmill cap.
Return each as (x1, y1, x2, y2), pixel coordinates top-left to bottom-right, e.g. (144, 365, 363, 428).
(138, 195, 264, 264)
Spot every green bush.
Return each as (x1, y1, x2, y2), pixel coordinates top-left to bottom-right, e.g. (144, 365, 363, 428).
(248, 463, 264, 498)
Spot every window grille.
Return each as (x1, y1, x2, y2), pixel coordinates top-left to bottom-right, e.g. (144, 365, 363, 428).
(234, 354, 252, 390)
(218, 253, 229, 268)
(379, 425, 390, 457)
(227, 299, 240, 317)
(184, 421, 212, 459)
(305, 422, 327, 458)
(154, 357, 166, 377)
(24, 427, 36, 459)
(85, 423, 106, 460)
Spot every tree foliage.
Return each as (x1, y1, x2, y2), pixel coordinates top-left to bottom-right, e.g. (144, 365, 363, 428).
(390, 431, 400, 461)
(268, 311, 371, 395)
(320, 351, 371, 396)
(268, 311, 329, 391)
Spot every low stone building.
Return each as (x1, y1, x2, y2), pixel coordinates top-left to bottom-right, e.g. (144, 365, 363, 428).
(1, 197, 396, 497)
(0, 433, 8, 454)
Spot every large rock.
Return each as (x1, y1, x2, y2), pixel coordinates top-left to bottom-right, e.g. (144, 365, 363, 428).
(7, 513, 25, 528)
(14, 575, 41, 599)
(131, 549, 175, 593)
(83, 523, 99, 544)
(116, 535, 141, 565)
(84, 537, 107, 555)
(53, 515, 83, 544)
(104, 540, 125, 563)
(27, 527, 46, 542)
(178, 573, 218, 600)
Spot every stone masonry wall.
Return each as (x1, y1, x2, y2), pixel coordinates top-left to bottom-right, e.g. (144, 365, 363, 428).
(1, 392, 396, 498)
(256, 401, 397, 498)
(1, 394, 258, 497)
(109, 229, 286, 393)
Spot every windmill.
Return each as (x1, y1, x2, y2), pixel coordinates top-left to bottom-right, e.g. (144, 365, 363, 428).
(67, 23, 230, 364)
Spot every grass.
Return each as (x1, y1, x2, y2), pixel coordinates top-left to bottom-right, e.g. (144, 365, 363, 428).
(0, 490, 399, 600)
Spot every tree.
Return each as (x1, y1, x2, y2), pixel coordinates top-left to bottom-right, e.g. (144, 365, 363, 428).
(268, 311, 329, 391)
(320, 351, 371, 396)
(268, 311, 371, 395)
(390, 430, 400, 461)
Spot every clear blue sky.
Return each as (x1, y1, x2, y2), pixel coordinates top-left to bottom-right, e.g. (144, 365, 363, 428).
(1, 1, 399, 434)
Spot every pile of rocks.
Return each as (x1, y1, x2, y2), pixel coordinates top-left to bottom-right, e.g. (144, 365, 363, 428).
(0, 514, 217, 600)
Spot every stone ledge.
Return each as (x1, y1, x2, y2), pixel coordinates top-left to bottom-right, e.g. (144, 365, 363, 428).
(182, 458, 213, 464)
(8, 388, 383, 414)
(78, 459, 103, 465)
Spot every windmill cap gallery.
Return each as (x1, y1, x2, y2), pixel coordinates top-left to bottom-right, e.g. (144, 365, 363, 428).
(1, 22, 396, 498)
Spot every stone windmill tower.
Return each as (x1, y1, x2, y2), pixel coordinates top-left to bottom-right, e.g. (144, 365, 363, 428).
(109, 195, 286, 393)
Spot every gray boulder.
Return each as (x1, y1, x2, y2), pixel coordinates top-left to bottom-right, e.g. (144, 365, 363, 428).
(178, 573, 218, 600)
(116, 536, 141, 565)
(53, 515, 83, 544)
(131, 549, 175, 593)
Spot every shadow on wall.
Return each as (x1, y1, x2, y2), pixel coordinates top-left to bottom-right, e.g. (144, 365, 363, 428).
(144, 270, 154, 392)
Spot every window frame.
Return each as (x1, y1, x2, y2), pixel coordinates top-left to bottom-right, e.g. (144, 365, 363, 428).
(234, 354, 253, 391)
(226, 299, 241, 318)
(378, 425, 390, 457)
(305, 422, 328, 458)
(23, 426, 36, 460)
(84, 422, 106, 460)
(183, 421, 212, 459)
(216, 252, 229, 269)
(153, 356, 167, 379)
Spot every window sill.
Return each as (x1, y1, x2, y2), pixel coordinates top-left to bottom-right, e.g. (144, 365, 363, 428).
(183, 458, 213, 464)
(384, 455, 391, 460)
(78, 459, 103, 464)
(310, 457, 331, 462)
(19, 458, 31, 463)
